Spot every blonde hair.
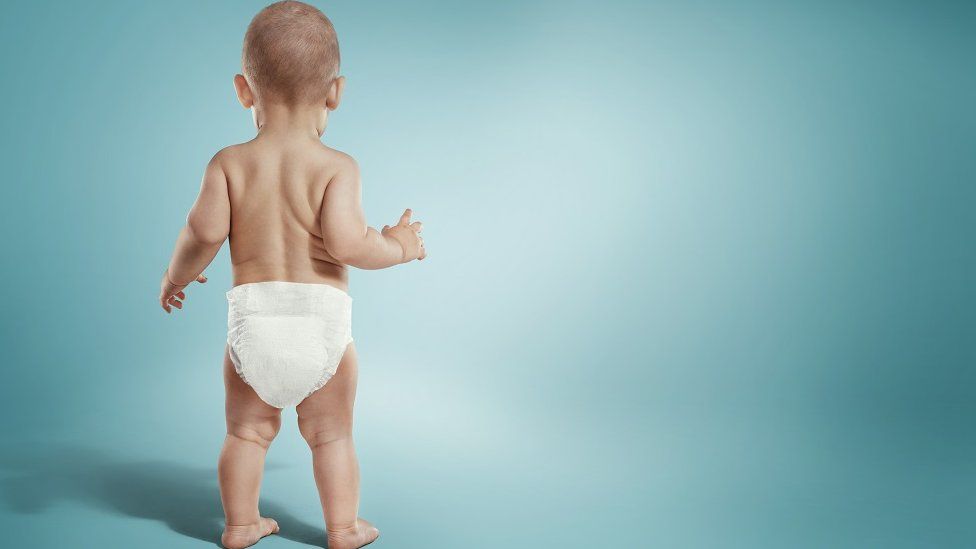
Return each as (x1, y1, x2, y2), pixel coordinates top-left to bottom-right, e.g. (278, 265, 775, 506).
(242, 1, 340, 104)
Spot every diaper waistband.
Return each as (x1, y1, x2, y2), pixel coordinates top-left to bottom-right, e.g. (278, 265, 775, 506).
(226, 281, 352, 316)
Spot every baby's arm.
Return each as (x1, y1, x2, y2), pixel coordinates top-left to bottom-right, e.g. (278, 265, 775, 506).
(159, 154, 230, 312)
(320, 156, 425, 270)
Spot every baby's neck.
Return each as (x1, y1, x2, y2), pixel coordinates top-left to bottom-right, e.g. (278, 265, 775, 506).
(253, 102, 326, 140)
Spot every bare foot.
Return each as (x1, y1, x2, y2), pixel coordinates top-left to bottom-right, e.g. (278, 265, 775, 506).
(221, 517, 280, 549)
(327, 518, 380, 549)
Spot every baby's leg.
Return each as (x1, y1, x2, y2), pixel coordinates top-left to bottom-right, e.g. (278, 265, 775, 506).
(296, 343, 379, 549)
(218, 348, 281, 549)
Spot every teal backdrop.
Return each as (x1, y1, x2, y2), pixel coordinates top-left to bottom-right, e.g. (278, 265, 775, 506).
(1, 1, 973, 548)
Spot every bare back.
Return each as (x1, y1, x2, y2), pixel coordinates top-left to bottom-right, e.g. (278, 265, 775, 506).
(219, 137, 348, 289)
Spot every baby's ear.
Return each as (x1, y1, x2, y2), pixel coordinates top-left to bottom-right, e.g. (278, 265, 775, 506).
(234, 74, 254, 109)
(326, 76, 345, 111)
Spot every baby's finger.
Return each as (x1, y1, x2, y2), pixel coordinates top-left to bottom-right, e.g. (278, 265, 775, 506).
(197, 274, 208, 284)
(176, 291, 186, 300)
(398, 208, 412, 226)
(410, 221, 423, 233)
(168, 296, 183, 310)
(161, 297, 171, 313)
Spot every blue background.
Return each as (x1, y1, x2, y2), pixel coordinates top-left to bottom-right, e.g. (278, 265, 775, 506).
(1, 1, 973, 547)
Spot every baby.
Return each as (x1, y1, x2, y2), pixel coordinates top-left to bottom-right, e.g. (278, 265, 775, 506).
(158, 2, 425, 548)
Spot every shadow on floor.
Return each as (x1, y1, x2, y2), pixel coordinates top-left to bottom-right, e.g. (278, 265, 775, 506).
(0, 444, 326, 547)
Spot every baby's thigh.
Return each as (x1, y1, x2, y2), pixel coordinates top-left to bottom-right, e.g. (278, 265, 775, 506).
(296, 343, 358, 437)
(223, 347, 282, 442)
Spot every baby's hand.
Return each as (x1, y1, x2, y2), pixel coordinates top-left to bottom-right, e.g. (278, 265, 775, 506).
(159, 271, 208, 313)
(382, 208, 426, 262)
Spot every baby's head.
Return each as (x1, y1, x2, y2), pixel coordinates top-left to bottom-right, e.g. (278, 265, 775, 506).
(235, 1, 344, 125)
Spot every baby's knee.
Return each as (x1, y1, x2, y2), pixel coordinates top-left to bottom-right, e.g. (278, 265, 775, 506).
(227, 414, 281, 448)
(298, 416, 352, 449)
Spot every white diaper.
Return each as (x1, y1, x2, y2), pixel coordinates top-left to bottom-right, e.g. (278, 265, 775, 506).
(226, 281, 353, 408)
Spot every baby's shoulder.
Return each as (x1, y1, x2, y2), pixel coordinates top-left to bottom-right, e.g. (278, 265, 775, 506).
(315, 144, 358, 173)
(208, 142, 251, 170)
